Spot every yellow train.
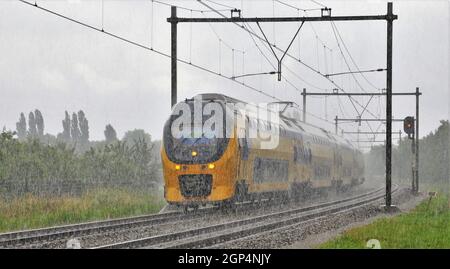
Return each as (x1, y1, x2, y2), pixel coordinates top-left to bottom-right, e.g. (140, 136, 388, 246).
(162, 94, 364, 210)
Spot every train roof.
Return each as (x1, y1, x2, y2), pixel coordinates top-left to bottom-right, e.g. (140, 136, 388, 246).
(190, 93, 244, 104)
(189, 93, 359, 152)
(279, 116, 356, 150)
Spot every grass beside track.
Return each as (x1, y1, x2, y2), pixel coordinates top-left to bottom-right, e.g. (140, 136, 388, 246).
(0, 188, 165, 233)
(320, 191, 450, 249)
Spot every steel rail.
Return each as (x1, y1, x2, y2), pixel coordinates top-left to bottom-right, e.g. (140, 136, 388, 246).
(0, 198, 276, 248)
(0, 211, 184, 248)
(168, 188, 397, 249)
(94, 186, 391, 249)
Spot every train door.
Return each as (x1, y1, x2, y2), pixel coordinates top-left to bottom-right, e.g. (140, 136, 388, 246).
(237, 116, 250, 181)
(333, 147, 343, 188)
(292, 136, 303, 183)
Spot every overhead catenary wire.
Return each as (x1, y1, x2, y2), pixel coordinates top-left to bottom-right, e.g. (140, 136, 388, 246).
(272, 0, 276, 46)
(203, 0, 236, 10)
(218, 39, 222, 74)
(271, 0, 383, 131)
(303, 10, 333, 52)
(298, 9, 301, 59)
(244, 21, 327, 91)
(153, 0, 231, 13)
(327, 21, 383, 130)
(310, 0, 327, 8)
(330, 21, 368, 94)
(316, 35, 320, 72)
(198, 0, 380, 120)
(18, 0, 282, 102)
(243, 21, 310, 96)
(239, 20, 337, 127)
(202, 12, 244, 53)
(101, 0, 104, 31)
(232, 48, 235, 78)
(150, 0, 154, 49)
(198, 0, 336, 92)
(241, 51, 245, 84)
(189, 10, 193, 63)
(331, 21, 382, 91)
(275, 0, 323, 12)
(197, 0, 384, 132)
(273, 1, 385, 139)
(22, 0, 368, 136)
(325, 68, 386, 78)
(199, 12, 250, 82)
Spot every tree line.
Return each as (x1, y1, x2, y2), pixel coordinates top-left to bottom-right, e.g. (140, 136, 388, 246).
(0, 111, 162, 196)
(365, 120, 449, 187)
(14, 110, 123, 151)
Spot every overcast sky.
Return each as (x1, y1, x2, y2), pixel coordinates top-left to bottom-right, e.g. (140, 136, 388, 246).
(0, 0, 448, 146)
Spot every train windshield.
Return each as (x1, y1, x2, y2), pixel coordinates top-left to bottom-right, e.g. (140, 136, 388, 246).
(163, 100, 230, 164)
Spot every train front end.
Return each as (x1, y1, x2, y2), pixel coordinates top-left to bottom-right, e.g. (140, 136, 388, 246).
(161, 97, 238, 208)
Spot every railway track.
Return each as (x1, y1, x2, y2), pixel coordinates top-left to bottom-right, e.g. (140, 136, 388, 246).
(0, 186, 393, 249)
(0, 210, 184, 248)
(95, 185, 396, 249)
(0, 198, 276, 248)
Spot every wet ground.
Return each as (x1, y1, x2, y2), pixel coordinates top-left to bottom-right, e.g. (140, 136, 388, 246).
(214, 186, 425, 249)
(286, 188, 425, 248)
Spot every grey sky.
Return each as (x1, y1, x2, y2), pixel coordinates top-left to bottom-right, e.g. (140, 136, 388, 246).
(0, 0, 448, 146)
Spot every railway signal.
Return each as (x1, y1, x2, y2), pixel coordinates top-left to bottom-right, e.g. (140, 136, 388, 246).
(403, 116, 415, 139)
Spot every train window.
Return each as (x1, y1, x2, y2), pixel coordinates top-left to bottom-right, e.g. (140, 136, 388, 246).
(305, 148, 310, 164)
(163, 100, 229, 165)
(314, 165, 331, 178)
(253, 158, 289, 183)
(293, 145, 306, 164)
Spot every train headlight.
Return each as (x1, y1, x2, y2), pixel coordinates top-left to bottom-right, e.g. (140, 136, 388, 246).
(175, 165, 181, 171)
(191, 151, 198, 157)
(208, 163, 215, 169)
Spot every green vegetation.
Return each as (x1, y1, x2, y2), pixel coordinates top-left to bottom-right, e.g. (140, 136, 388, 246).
(0, 129, 161, 196)
(0, 110, 165, 232)
(320, 194, 450, 249)
(0, 188, 165, 233)
(365, 120, 449, 187)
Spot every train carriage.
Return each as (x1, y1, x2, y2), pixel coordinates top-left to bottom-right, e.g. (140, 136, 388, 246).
(161, 93, 365, 211)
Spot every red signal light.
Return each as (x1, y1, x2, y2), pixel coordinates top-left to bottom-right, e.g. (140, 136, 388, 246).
(403, 116, 415, 136)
